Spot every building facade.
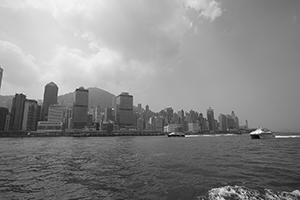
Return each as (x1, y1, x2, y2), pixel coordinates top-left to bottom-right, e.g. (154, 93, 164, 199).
(10, 94, 26, 131)
(0, 65, 3, 89)
(73, 87, 89, 129)
(48, 104, 64, 122)
(42, 82, 58, 121)
(22, 99, 38, 131)
(207, 107, 215, 131)
(115, 92, 135, 128)
(0, 107, 8, 130)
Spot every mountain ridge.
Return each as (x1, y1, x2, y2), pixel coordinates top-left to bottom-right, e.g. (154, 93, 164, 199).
(0, 87, 116, 111)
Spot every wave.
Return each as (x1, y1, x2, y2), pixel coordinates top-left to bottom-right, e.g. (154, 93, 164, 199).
(275, 135, 300, 139)
(198, 185, 300, 200)
(200, 134, 235, 137)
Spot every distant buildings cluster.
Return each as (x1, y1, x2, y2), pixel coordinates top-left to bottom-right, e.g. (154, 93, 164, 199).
(0, 65, 248, 133)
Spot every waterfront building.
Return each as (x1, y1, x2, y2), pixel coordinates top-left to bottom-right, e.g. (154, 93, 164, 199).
(94, 106, 102, 123)
(164, 107, 174, 124)
(178, 110, 185, 131)
(48, 104, 64, 122)
(115, 92, 135, 128)
(105, 107, 114, 121)
(4, 114, 10, 131)
(164, 124, 182, 133)
(0, 107, 9, 130)
(0, 65, 3, 89)
(73, 87, 89, 129)
(231, 111, 239, 129)
(22, 99, 38, 131)
(146, 117, 156, 131)
(207, 107, 215, 131)
(137, 118, 144, 130)
(10, 93, 26, 131)
(42, 82, 58, 121)
(219, 114, 228, 131)
(227, 114, 235, 130)
(155, 116, 164, 132)
(188, 123, 200, 133)
(37, 121, 63, 132)
(199, 113, 205, 130)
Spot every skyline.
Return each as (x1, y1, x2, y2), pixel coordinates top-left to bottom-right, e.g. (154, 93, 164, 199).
(1, 0, 300, 132)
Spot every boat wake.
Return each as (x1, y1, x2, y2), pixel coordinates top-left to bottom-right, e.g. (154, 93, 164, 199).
(198, 185, 300, 200)
(275, 135, 300, 139)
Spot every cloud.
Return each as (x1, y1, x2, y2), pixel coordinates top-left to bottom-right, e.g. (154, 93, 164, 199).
(184, 0, 222, 21)
(43, 45, 156, 95)
(0, 0, 223, 97)
(0, 40, 40, 86)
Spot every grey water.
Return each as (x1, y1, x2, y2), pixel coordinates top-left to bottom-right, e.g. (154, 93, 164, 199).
(0, 134, 300, 200)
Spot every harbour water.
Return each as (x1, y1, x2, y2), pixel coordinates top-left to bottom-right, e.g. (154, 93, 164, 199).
(0, 133, 300, 199)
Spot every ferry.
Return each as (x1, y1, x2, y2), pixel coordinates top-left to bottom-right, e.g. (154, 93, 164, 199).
(249, 127, 275, 139)
(167, 132, 185, 137)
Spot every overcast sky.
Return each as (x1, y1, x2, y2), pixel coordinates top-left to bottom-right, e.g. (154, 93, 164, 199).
(1, 0, 300, 131)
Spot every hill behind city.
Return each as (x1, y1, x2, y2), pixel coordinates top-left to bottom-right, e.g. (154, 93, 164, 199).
(0, 87, 116, 111)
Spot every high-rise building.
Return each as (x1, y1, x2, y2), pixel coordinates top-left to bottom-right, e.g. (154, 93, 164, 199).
(207, 107, 215, 131)
(0, 65, 3, 89)
(73, 87, 89, 129)
(231, 111, 239, 129)
(105, 107, 114, 121)
(0, 107, 9, 130)
(22, 99, 38, 131)
(219, 114, 228, 131)
(48, 104, 64, 122)
(115, 92, 134, 128)
(42, 82, 58, 121)
(10, 94, 26, 131)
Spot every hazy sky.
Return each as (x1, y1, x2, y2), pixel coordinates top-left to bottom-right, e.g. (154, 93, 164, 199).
(1, 0, 300, 131)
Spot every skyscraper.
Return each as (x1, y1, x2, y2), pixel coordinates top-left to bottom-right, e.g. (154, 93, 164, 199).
(207, 107, 215, 131)
(0, 107, 9, 130)
(10, 93, 26, 131)
(22, 99, 38, 131)
(115, 92, 134, 128)
(73, 87, 89, 129)
(219, 114, 228, 131)
(42, 82, 58, 121)
(0, 65, 3, 89)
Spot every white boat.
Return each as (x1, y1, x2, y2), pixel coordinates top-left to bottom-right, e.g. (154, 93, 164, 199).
(167, 132, 185, 137)
(249, 127, 275, 139)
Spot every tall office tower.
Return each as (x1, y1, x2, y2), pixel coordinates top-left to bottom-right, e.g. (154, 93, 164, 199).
(10, 93, 26, 131)
(0, 107, 9, 130)
(231, 111, 239, 129)
(48, 104, 64, 122)
(199, 113, 205, 130)
(93, 106, 102, 123)
(155, 116, 164, 132)
(115, 92, 134, 128)
(105, 107, 114, 121)
(42, 82, 58, 121)
(137, 118, 144, 130)
(22, 99, 38, 131)
(164, 107, 174, 124)
(226, 114, 235, 129)
(137, 103, 142, 113)
(219, 114, 228, 131)
(73, 87, 89, 129)
(0, 65, 3, 89)
(207, 107, 215, 131)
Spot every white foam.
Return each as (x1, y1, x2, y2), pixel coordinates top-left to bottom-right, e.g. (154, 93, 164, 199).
(200, 185, 300, 200)
(275, 135, 300, 138)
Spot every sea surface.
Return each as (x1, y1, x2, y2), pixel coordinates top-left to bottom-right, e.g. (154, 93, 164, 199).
(0, 133, 300, 200)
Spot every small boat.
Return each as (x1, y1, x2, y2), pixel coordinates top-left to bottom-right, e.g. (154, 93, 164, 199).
(167, 132, 185, 137)
(249, 127, 275, 139)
